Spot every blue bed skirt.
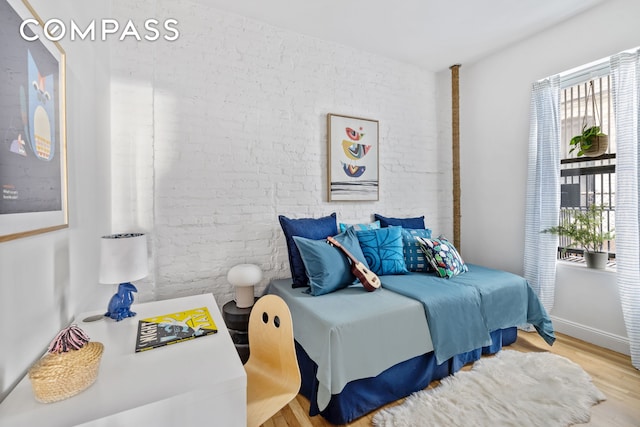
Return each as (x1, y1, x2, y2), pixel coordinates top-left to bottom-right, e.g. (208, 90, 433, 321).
(297, 327, 518, 425)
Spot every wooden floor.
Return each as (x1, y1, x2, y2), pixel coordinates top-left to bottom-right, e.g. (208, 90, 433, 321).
(262, 332, 640, 426)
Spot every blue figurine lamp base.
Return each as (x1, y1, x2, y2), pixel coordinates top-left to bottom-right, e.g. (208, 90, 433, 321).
(105, 282, 138, 321)
(99, 233, 148, 322)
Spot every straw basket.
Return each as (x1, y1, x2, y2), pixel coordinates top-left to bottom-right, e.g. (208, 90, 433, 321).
(28, 341, 104, 403)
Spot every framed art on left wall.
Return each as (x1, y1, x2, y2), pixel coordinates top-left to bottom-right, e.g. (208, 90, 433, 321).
(0, 0, 68, 242)
(327, 113, 379, 202)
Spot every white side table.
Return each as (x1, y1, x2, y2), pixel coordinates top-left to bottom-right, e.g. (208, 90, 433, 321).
(0, 294, 246, 427)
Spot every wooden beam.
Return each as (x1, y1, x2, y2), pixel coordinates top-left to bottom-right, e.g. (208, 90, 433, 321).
(450, 64, 461, 250)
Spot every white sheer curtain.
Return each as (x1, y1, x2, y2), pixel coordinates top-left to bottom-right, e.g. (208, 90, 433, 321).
(611, 49, 640, 369)
(524, 76, 561, 312)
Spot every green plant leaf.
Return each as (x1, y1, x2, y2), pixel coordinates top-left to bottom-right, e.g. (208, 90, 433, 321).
(568, 125, 607, 157)
(541, 204, 615, 253)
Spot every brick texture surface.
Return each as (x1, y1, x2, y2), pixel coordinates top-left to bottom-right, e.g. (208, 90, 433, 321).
(110, 1, 451, 306)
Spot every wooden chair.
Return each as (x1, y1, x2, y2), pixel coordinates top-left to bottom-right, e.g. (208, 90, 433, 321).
(245, 294, 301, 427)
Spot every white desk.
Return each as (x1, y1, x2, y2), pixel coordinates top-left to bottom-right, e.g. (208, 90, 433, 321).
(0, 294, 247, 427)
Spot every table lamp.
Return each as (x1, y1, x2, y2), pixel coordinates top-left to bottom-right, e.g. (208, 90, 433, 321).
(99, 233, 148, 321)
(227, 264, 262, 308)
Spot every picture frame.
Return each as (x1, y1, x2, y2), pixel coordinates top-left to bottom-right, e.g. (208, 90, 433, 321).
(327, 113, 379, 201)
(0, 0, 68, 242)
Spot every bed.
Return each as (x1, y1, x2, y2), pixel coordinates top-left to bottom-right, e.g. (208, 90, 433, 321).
(267, 264, 555, 425)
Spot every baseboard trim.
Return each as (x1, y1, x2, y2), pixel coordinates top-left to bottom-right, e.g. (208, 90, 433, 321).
(550, 315, 630, 355)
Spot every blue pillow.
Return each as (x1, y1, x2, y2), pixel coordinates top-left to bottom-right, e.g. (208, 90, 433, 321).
(401, 228, 433, 272)
(279, 213, 338, 288)
(356, 226, 408, 276)
(293, 228, 370, 296)
(374, 213, 425, 229)
(338, 220, 381, 233)
(416, 235, 468, 278)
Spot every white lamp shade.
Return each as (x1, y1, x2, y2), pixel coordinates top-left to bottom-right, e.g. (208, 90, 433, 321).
(99, 233, 148, 284)
(227, 264, 262, 287)
(227, 264, 262, 308)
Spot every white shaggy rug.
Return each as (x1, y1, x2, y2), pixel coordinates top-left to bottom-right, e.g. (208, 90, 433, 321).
(373, 350, 606, 427)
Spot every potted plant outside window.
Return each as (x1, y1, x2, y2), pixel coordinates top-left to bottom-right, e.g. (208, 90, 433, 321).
(569, 125, 608, 157)
(568, 80, 608, 157)
(542, 204, 614, 269)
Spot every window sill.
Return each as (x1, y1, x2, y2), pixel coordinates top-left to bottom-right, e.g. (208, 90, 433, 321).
(557, 260, 617, 274)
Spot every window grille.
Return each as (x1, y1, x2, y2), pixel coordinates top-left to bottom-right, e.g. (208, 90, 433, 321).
(559, 74, 616, 266)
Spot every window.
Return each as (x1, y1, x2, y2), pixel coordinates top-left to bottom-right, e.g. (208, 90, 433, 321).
(559, 67, 616, 266)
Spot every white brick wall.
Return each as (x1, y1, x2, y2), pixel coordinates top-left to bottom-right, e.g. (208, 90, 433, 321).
(110, 0, 451, 307)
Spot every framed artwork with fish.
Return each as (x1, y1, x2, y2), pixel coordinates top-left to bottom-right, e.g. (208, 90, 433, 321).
(327, 113, 379, 201)
(0, 0, 67, 242)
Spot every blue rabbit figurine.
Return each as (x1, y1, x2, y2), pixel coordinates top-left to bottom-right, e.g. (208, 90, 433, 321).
(105, 283, 138, 321)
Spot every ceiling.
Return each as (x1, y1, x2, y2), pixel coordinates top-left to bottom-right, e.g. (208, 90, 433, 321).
(205, 0, 605, 72)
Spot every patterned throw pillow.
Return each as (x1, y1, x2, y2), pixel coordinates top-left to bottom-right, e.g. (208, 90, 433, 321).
(416, 235, 468, 278)
(401, 228, 433, 272)
(356, 226, 408, 276)
(338, 220, 381, 233)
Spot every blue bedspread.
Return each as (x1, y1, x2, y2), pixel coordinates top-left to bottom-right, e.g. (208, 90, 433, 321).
(267, 279, 433, 411)
(380, 264, 555, 364)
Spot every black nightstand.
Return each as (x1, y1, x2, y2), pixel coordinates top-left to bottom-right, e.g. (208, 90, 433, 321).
(222, 299, 256, 364)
